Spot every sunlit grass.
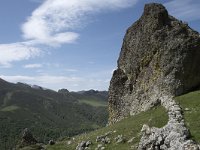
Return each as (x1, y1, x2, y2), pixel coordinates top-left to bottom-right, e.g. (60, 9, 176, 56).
(47, 105, 168, 150)
(78, 99, 107, 107)
(175, 90, 200, 143)
(1, 105, 20, 112)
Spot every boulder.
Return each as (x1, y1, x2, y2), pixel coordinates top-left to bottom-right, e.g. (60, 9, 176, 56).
(48, 139, 55, 145)
(76, 141, 92, 150)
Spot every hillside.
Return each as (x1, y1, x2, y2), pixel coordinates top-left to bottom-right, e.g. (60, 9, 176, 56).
(2, 2, 200, 150)
(70, 90, 108, 107)
(107, 3, 200, 149)
(46, 90, 200, 150)
(0, 79, 108, 150)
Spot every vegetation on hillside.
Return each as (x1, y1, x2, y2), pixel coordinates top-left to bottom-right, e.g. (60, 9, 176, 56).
(1, 77, 199, 150)
(0, 79, 108, 150)
(47, 105, 168, 150)
(46, 90, 200, 150)
(175, 90, 200, 143)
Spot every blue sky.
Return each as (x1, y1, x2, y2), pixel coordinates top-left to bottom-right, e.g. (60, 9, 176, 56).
(0, 0, 200, 91)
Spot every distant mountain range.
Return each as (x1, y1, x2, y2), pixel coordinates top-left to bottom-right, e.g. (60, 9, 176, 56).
(0, 78, 108, 150)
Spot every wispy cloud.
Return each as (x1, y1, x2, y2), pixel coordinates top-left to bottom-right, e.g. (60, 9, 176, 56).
(165, 0, 200, 21)
(0, 75, 81, 87)
(0, 74, 110, 91)
(0, 43, 41, 68)
(0, 68, 113, 91)
(0, 0, 138, 67)
(24, 63, 43, 69)
(22, 0, 138, 46)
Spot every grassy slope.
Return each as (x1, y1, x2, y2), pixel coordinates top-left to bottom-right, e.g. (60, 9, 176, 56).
(0, 105, 20, 112)
(46, 106, 168, 150)
(72, 91, 108, 107)
(175, 90, 200, 143)
(0, 80, 108, 150)
(46, 90, 200, 150)
(78, 98, 107, 107)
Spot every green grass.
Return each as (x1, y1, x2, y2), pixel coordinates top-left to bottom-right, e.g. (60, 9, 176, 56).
(46, 105, 168, 150)
(19, 145, 43, 150)
(0, 105, 20, 112)
(78, 99, 107, 107)
(0, 83, 108, 150)
(175, 90, 200, 143)
(22, 90, 200, 150)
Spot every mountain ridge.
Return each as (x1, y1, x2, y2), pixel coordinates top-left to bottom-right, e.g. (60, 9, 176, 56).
(0, 78, 108, 150)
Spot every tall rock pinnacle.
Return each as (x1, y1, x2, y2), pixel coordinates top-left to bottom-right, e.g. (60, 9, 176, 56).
(108, 3, 200, 123)
(108, 3, 200, 149)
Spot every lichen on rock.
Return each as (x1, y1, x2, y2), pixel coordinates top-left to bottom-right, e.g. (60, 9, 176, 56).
(108, 3, 200, 124)
(108, 2, 200, 149)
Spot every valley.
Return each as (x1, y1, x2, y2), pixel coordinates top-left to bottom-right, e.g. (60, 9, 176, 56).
(0, 79, 108, 150)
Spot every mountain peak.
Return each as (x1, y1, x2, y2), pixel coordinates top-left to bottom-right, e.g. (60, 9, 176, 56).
(0, 78, 7, 83)
(143, 3, 168, 17)
(109, 3, 200, 148)
(140, 3, 170, 30)
(111, 1, 200, 123)
(58, 88, 69, 94)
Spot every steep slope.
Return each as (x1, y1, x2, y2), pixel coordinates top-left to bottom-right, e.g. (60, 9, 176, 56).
(47, 105, 168, 150)
(46, 90, 200, 150)
(0, 79, 108, 150)
(109, 3, 200, 123)
(71, 90, 108, 107)
(108, 3, 200, 149)
(24, 3, 200, 150)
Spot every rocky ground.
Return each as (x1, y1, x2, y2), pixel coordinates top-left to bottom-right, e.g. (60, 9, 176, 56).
(139, 95, 200, 149)
(108, 3, 200, 149)
(109, 3, 200, 124)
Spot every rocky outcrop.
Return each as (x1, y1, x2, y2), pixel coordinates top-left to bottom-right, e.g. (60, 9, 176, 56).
(76, 140, 92, 150)
(49, 139, 55, 145)
(108, 3, 200, 124)
(58, 88, 69, 94)
(108, 2, 200, 149)
(20, 128, 37, 147)
(138, 95, 199, 150)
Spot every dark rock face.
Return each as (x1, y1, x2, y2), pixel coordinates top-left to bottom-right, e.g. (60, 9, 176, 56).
(49, 139, 55, 145)
(109, 3, 200, 123)
(20, 128, 37, 147)
(58, 88, 70, 94)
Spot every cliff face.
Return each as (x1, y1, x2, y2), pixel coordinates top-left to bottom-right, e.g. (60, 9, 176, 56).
(108, 3, 200, 124)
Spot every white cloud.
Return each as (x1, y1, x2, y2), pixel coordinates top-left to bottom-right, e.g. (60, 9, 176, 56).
(24, 63, 43, 69)
(0, 69, 113, 91)
(0, 43, 41, 68)
(0, 74, 109, 91)
(0, 74, 80, 87)
(22, 0, 138, 46)
(0, 0, 138, 67)
(165, 0, 200, 21)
